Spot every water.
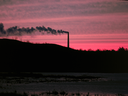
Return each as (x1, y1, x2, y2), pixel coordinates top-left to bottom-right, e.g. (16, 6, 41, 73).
(0, 73, 128, 96)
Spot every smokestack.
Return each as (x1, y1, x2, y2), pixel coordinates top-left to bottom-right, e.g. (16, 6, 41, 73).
(67, 32, 69, 48)
(0, 23, 70, 46)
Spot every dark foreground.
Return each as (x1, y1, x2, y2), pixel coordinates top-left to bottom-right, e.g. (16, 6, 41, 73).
(0, 38, 128, 72)
(0, 91, 127, 96)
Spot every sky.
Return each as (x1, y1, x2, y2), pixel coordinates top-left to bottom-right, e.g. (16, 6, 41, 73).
(0, 0, 128, 50)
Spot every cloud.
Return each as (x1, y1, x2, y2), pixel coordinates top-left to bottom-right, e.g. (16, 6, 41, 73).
(0, 23, 69, 37)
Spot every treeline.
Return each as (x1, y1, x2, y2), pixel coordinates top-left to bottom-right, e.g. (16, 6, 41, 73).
(78, 47, 128, 52)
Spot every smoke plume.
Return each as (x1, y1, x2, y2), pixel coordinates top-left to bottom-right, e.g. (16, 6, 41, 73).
(0, 23, 69, 37)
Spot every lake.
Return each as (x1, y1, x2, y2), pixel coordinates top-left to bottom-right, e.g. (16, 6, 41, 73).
(0, 72, 128, 96)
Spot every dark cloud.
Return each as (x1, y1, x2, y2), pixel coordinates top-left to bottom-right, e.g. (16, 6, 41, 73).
(0, 23, 69, 37)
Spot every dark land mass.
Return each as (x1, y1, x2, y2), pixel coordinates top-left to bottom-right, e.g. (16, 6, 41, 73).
(0, 38, 128, 73)
(0, 72, 101, 83)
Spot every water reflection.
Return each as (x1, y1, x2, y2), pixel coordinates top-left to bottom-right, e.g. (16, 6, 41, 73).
(0, 72, 128, 96)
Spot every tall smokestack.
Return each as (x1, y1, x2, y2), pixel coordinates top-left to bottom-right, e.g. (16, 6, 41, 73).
(0, 23, 70, 46)
(67, 32, 69, 48)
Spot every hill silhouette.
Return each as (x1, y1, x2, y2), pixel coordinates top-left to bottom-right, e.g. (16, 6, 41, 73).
(0, 38, 128, 73)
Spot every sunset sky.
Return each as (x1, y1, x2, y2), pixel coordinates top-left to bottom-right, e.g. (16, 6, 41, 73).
(0, 0, 128, 50)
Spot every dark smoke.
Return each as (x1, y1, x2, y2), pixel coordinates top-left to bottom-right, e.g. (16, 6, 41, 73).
(0, 23, 69, 37)
(0, 23, 6, 34)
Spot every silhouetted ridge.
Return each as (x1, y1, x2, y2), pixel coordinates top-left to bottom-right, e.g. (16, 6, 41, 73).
(0, 38, 128, 73)
(0, 38, 73, 53)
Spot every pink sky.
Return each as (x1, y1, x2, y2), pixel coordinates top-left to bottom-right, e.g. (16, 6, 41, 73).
(0, 0, 128, 50)
(4, 33, 128, 51)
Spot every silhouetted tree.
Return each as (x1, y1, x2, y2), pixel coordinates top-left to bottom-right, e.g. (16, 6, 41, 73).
(96, 49, 100, 52)
(111, 49, 115, 52)
(118, 47, 125, 51)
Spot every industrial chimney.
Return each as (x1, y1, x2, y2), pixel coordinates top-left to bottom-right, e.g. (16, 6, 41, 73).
(67, 32, 69, 48)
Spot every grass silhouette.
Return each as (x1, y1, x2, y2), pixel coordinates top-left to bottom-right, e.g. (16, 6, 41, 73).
(0, 91, 127, 96)
(52, 90, 59, 95)
(0, 38, 128, 73)
(60, 91, 67, 95)
(0, 92, 28, 96)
